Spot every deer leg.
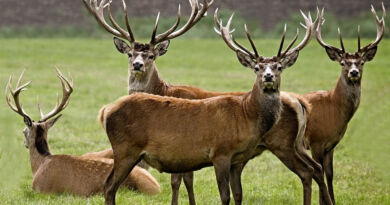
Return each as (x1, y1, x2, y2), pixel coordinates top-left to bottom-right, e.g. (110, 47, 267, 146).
(311, 148, 331, 205)
(324, 150, 335, 204)
(171, 174, 183, 205)
(183, 172, 196, 205)
(271, 149, 313, 205)
(299, 149, 333, 205)
(213, 156, 232, 205)
(104, 151, 143, 205)
(229, 163, 245, 205)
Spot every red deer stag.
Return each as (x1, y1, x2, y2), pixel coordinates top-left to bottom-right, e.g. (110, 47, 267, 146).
(98, 7, 320, 205)
(214, 9, 333, 205)
(5, 69, 160, 196)
(81, 0, 244, 204)
(304, 4, 385, 204)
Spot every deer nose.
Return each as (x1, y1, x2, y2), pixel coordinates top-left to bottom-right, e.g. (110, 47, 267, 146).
(350, 70, 359, 77)
(264, 73, 274, 82)
(133, 62, 144, 71)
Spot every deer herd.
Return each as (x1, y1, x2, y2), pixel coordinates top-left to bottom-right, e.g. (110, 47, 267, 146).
(5, 0, 386, 205)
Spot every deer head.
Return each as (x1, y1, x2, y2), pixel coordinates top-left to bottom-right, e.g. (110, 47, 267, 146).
(83, 0, 213, 79)
(316, 3, 386, 85)
(215, 9, 315, 92)
(5, 69, 73, 155)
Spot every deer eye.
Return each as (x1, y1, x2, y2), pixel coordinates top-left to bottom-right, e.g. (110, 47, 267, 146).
(128, 53, 133, 58)
(254, 66, 259, 72)
(149, 55, 154, 59)
(277, 65, 283, 71)
(340, 62, 345, 66)
(360, 61, 365, 66)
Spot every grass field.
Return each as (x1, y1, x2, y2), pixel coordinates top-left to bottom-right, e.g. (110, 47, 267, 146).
(0, 38, 389, 204)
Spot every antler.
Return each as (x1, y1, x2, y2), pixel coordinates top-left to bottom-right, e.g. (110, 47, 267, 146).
(214, 9, 257, 59)
(278, 10, 314, 58)
(5, 69, 32, 122)
(315, 8, 344, 53)
(82, 0, 135, 43)
(151, 0, 214, 45)
(359, 3, 386, 52)
(38, 68, 73, 122)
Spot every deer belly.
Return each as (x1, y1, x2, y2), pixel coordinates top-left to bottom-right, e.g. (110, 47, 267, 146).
(143, 148, 212, 173)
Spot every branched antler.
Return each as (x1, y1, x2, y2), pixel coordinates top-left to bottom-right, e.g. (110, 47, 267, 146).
(38, 68, 73, 122)
(316, 3, 386, 54)
(5, 69, 32, 122)
(214, 8, 313, 60)
(83, 0, 213, 45)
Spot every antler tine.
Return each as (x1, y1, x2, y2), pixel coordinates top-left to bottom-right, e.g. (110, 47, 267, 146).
(37, 96, 45, 120)
(5, 70, 32, 121)
(311, 7, 322, 35)
(281, 10, 313, 57)
(39, 69, 73, 122)
(281, 28, 299, 57)
(107, 1, 133, 43)
(244, 24, 259, 58)
(338, 28, 345, 52)
(214, 9, 255, 58)
(153, 0, 214, 44)
(152, 5, 181, 44)
(150, 12, 161, 44)
(122, 0, 135, 43)
(315, 8, 343, 53)
(360, 3, 386, 52)
(358, 25, 361, 51)
(151, 0, 198, 44)
(277, 24, 287, 57)
(82, 0, 128, 40)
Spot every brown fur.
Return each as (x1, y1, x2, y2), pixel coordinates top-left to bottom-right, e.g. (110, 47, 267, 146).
(32, 154, 160, 196)
(303, 73, 362, 204)
(101, 70, 284, 205)
(22, 121, 161, 197)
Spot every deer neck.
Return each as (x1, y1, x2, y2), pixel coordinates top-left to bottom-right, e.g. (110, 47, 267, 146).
(245, 80, 281, 136)
(331, 74, 361, 123)
(128, 63, 167, 95)
(28, 126, 51, 175)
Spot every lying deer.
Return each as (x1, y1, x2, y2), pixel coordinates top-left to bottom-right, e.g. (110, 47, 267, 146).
(5, 69, 160, 196)
(214, 10, 333, 205)
(303, 4, 386, 204)
(97, 5, 328, 204)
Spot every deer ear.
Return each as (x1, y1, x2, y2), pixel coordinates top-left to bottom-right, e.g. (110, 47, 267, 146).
(362, 46, 377, 62)
(46, 114, 62, 129)
(113, 37, 131, 54)
(325, 47, 343, 62)
(281, 51, 299, 68)
(24, 117, 32, 127)
(155, 40, 170, 56)
(236, 51, 256, 68)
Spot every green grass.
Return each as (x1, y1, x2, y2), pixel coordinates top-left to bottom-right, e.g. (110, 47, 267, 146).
(0, 38, 389, 204)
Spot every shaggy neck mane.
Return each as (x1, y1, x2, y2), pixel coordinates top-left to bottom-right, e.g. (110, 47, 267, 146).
(29, 125, 51, 174)
(245, 81, 282, 136)
(35, 125, 51, 156)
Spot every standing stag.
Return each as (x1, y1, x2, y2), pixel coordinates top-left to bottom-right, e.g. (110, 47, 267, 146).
(81, 0, 244, 204)
(81, 0, 327, 204)
(97, 6, 323, 205)
(5, 70, 160, 196)
(304, 4, 385, 204)
(214, 9, 333, 205)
